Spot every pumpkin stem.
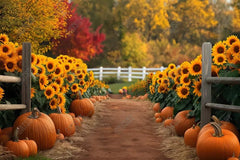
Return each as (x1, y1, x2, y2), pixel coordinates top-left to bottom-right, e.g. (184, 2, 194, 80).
(57, 129, 60, 134)
(29, 107, 41, 119)
(13, 127, 19, 142)
(211, 115, 222, 125)
(210, 122, 223, 137)
(57, 106, 62, 113)
(192, 124, 196, 129)
(77, 90, 83, 99)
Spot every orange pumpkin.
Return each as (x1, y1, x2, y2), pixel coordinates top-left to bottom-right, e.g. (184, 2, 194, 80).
(0, 127, 13, 137)
(184, 124, 200, 147)
(154, 112, 161, 119)
(73, 117, 81, 127)
(6, 128, 29, 158)
(163, 118, 174, 127)
(23, 138, 38, 156)
(227, 157, 239, 160)
(56, 129, 64, 140)
(153, 103, 161, 112)
(196, 122, 240, 160)
(0, 134, 10, 146)
(13, 108, 56, 150)
(173, 110, 195, 136)
(155, 117, 163, 123)
(70, 91, 95, 117)
(160, 106, 174, 120)
(49, 107, 75, 137)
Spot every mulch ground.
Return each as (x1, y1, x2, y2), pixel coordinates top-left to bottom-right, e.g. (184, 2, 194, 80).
(37, 94, 198, 160)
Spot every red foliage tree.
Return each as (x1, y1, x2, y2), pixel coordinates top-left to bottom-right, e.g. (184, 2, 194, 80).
(52, 4, 105, 61)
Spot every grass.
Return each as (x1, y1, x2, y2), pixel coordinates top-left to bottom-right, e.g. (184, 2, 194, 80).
(108, 79, 138, 94)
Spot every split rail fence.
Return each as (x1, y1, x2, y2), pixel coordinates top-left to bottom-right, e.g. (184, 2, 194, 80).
(0, 42, 31, 113)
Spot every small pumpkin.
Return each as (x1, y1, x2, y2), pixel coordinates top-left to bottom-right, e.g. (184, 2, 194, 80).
(153, 103, 160, 112)
(49, 107, 75, 137)
(13, 108, 56, 150)
(70, 91, 95, 117)
(163, 118, 174, 127)
(184, 124, 200, 147)
(0, 127, 13, 137)
(0, 134, 10, 146)
(155, 117, 163, 123)
(23, 137, 37, 156)
(73, 117, 81, 127)
(56, 129, 64, 140)
(173, 110, 195, 136)
(160, 106, 174, 120)
(6, 127, 29, 158)
(196, 122, 240, 160)
(154, 112, 161, 119)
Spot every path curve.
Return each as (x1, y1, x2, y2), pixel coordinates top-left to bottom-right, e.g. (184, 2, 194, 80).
(75, 97, 171, 160)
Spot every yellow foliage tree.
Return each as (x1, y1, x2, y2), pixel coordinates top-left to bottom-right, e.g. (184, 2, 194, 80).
(0, 0, 70, 54)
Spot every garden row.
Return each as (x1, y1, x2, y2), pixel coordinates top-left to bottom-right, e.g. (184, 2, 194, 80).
(0, 33, 109, 158)
(125, 35, 240, 160)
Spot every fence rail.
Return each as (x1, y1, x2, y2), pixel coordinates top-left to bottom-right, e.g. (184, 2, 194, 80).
(87, 66, 167, 81)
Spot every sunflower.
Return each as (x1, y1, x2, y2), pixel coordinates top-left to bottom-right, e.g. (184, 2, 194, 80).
(168, 69, 176, 79)
(180, 74, 191, 85)
(226, 49, 235, 64)
(37, 65, 46, 75)
(57, 94, 66, 107)
(226, 35, 239, 46)
(15, 46, 22, 56)
(0, 54, 7, 70)
(162, 77, 170, 86)
(59, 106, 66, 113)
(158, 84, 167, 93)
(31, 88, 35, 98)
(156, 78, 162, 84)
(156, 72, 166, 79)
(174, 76, 181, 85)
(49, 83, 60, 94)
(148, 72, 154, 79)
(75, 69, 82, 75)
(0, 44, 13, 56)
(35, 56, 41, 66)
(176, 85, 190, 99)
(44, 86, 55, 99)
(49, 98, 58, 110)
(79, 79, 85, 86)
(77, 73, 85, 79)
(149, 85, 155, 94)
(47, 74, 53, 82)
(213, 54, 227, 66)
(54, 65, 63, 77)
(64, 63, 72, 73)
(0, 34, 9, 44)
(189, 59, 202, 76)
(5, 58, 17, 72)
(39, 74, 49, 90)
(46, 59, 56, 72)
(230, 41, 240, 55)
(0, 87, 4, 100)
(55, 77, 64, 86)
(180, 61, 190, 75)
(31, 65, 38, 76)
(31, 53, 37, 65)
(211, 65, 220, 77)
(232, 56, 240, 65)
(16, 56, 22, 72)
(193, 79, 201, 97)
(168, 63, 176, 70)
(66, 74, 75, 83)
(60, 86, 67, 94)
(212, 41, 226, 56)
(71, 83, 79, 93)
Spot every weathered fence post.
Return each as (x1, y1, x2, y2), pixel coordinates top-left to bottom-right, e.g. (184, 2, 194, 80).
(117, 66, 121, 80)
(201, 42, 212, 127)
(128, 66, 132, 82)
(21, 42, 31, 113)
(99, 66, 103, 81)
(142, 67, 146, 80)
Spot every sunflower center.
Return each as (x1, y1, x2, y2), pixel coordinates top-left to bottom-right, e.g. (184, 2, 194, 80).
(3, 46, 9, 53)
(48, 75, 53, 80)
(234, 46, 239, 53)
(56, 79, 60, 85)
(65, 65, 70, 70)
(40, 78, 44, 85)
(212, 71, 218, 77)
(217, 47, 224, 53)
(183, 77, 189, 83)
(197, 84, 201, 91)
(159, 74, 163, 78)
(17, 60, 22, 69)
(73, 85, 77, 89)
(0, 59, 5, 69)
(182, 68, 189, 74)
(164, 80, 168, 84)
(230, 39, 236, 45)
(0, 38, 6, 42)
(67, 76, 72, 81)
(55, 68, 60, 74)
(181, 88, 188, 95)
(38, 69, 43, 74)
(17, 49, 22, 56)
(47, 63, 53, 70)
(218, 57, 224, 62)
(193, 64, 201, 72)
(78, 74, 83, 79)
(7, 62, 14, 69)
(50, 100, 56, 106)
(58, 97, 62, 103)
(46, 90, 52, 96)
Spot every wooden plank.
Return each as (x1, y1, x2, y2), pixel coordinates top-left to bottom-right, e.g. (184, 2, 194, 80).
(206, 103, 240, 113)
(0, 104, 26, 110)
(0, 75, 21, 83)
(206, 77, 240, 84)
(21, 42, 31, 113)
(201, 42, 212, 127)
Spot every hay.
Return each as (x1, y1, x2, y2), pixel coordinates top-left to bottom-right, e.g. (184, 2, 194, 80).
(0, 146, 16, 160)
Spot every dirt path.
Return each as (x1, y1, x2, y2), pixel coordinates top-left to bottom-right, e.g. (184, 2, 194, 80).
(74, 97, 171, 160)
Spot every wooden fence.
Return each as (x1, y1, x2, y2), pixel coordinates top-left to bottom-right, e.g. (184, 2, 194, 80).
(201, 42, 240, 127)
(0, 42, 31, 113)
(87, 66, 167, 81)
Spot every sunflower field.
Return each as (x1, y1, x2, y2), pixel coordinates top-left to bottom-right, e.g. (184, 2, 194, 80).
(128, 35, 240, 130)
(0, 33, 109, 128)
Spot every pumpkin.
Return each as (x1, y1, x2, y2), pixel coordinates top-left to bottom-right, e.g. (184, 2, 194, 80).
(198, 115, 240, 139)
(153, 103, 161, 112)
(160, 106, 174, 120)
(163, 118, 174, 127)
(0, 134, 10, 146)
(0, 127, 13, 137)
(227, 156, 239, 160)
(173, 110, 195, 136)
(184, 124, 200, 147)
(73, 117, 81, 127)
(49, 107, 75, 137)
(155, 117, 163, 123)
(13, 108, 56, 150)
(77, 116, 83, 122)
(196, 122, 240, 160)
(70, 91, 95, 117)
(154, 112, 161, 119)
(23, 138, 37, 156)
(68, 112, 75, 118)
(56, 129, 64, 140)
(89, 98, 96, 103)
(6, 127, 29, 158)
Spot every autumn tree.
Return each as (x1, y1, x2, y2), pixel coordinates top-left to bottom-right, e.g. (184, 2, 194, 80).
(52, 4, 105, 61)
(0, 0, 70, 53)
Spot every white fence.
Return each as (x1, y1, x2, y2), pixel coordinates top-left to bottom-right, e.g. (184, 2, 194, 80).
(87, 66, 167, 81)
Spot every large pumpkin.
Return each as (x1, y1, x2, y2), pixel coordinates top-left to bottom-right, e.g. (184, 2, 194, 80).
(160, 106, 174, 120)
(70, 91, 95, 117)
(13, 108, 56, 150)
(196, 122, 240, 160)
(49, 107, 75, 137)
(173, 110, 195, 136)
